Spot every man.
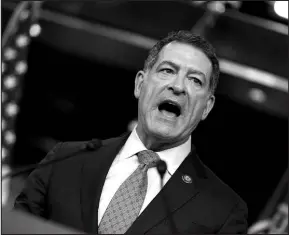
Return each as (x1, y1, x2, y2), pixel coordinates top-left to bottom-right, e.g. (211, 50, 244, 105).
(14, 30, 248, 234)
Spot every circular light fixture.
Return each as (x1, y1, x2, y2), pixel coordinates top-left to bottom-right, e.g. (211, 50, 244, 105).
(15, 61, 27, 74)
(5, 130, 16, 145)
(248, 88, 267, 103)
(15, 34, 30, 48)
(29, 24, 41, 37)
(3, 75, 17, 89)
(5, 103, 19, 117)
(19, 9, 30, 21)
(4, 48, 17, 61)
(208, 1, 225, 13)
(274, 1, 288, 19)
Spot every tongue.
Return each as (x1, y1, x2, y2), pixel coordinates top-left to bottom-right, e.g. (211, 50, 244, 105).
(161, 110, 177, 118)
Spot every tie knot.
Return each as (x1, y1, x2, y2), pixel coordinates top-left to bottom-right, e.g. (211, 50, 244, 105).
(137, 150, 160, 168)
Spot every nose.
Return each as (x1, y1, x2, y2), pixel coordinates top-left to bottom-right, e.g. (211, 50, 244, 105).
(168, 74, 186, 95)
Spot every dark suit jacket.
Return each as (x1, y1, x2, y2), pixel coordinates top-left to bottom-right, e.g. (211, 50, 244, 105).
(14, 132, 248, 234)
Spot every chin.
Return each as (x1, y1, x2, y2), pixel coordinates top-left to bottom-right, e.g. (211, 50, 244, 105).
(149, 122, 180, 140)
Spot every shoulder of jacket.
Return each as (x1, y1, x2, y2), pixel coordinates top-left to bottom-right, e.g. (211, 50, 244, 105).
(59, 138, 103, 150)
(102, 132, 131, 146)
(45, 139, 100, 158)
(203, 164, 246, 207)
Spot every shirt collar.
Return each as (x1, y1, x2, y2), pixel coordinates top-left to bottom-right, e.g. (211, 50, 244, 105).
(118, 125, 191, 175)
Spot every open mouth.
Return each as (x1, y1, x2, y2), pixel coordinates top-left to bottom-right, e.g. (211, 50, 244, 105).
(158, 100, 181, 117)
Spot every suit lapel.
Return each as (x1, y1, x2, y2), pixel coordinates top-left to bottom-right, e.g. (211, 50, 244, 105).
(80, 133, 130, 233)
(126, 145, 208, 234)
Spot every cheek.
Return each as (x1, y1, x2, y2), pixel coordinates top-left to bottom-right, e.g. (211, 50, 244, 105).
(139, 88, 153, 117)
(141, 84, 158, 105)
(186, 97, 207, 119)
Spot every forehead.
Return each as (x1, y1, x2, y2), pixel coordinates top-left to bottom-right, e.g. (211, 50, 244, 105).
(156, 41, 212, 79)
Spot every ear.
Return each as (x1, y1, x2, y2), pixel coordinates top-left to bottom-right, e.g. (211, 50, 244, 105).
(201, 95, 215, 120)
(134, 70, 145, 99)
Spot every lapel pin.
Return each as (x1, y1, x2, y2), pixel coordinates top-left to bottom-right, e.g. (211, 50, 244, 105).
(182, 174, 192, 184)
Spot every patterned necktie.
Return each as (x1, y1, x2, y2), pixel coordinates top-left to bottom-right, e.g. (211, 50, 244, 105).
(98, 150, 160, 234)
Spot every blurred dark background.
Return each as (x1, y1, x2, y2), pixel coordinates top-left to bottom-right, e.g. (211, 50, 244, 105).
(2, 0, 288, 229)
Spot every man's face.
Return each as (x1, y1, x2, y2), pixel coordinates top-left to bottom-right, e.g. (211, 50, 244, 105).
(134, 41, 215, 144)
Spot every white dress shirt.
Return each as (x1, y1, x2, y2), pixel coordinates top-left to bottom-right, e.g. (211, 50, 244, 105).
(98, 126, 191, 225)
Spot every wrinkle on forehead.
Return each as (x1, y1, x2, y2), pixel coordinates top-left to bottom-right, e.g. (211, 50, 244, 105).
(156, 41, 212, 82)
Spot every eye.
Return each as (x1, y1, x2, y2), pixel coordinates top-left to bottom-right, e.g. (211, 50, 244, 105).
(189, 77, 203, 86)
(160, 68, 175, 74)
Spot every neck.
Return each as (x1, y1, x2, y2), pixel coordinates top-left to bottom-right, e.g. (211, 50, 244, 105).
(136, 125, 189, 152)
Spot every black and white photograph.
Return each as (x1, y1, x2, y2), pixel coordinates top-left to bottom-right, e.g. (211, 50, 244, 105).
(1, 1, 288, 234)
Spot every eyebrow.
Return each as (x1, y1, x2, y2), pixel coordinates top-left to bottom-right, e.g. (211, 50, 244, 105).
(157, 60, 206, 79)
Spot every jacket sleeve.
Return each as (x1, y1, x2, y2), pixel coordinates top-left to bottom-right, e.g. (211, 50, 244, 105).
(217, 199, 248, 234)
(14, 142, 63, 218)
